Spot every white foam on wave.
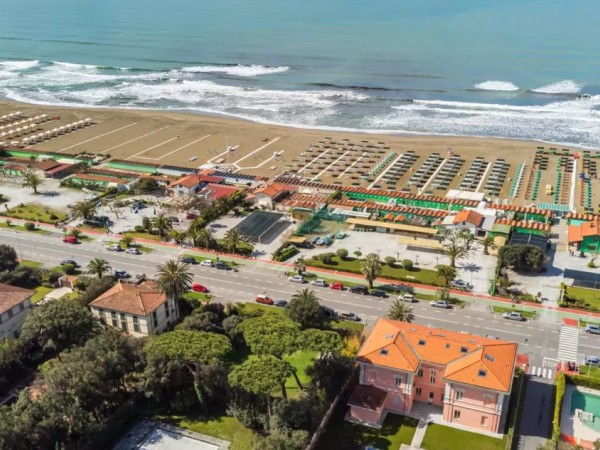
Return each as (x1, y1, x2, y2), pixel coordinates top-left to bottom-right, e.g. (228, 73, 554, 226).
(51, 61, 100, 71)
(181, 64, 289, 77)
(0, 60, 40, 71)
(474, 80, 519, 92)
(531, 80, 582, 94)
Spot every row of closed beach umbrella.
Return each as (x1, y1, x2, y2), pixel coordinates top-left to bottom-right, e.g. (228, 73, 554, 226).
(0, 118, 93, 148)
(0, 111, 25, 124)
(0, 114, 51, 131)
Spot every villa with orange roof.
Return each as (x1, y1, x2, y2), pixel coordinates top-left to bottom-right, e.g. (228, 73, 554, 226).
(442, 209, 496, 236)
(348, 319, 518, 435)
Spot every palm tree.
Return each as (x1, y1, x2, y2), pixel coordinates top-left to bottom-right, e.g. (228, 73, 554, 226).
(151, 214, 172, 240)
(188, 226, 214, 249)
(443, 230, 472, 267)
(436, 264, 457, 288)
(168, 229, 187, 245)
(481, 236, 496, 255)
(223, 228, 248, 254)
(87, 258, 111, 279)
(22, 171, 44, 194)
(387, 299, 415, 323)
(120, 235, 134, 248)
(360, 253, 382, 289)
(290, 288, 319, 304)
(71, 200, 98, 221)
(155, 259, 193, 318)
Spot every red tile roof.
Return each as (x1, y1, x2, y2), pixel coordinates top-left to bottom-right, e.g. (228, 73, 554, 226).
(568, 221, 600, 243)
(347, 384, 387, 411)
(201, 183, 240, 201)
(357, 319, 517, 393)
(0, 283, 33, 315)
(254, 182, 296, 198)
(168, 174, 224, 189)
(453, 210, 484, 227)
(89, 281, 166, 316)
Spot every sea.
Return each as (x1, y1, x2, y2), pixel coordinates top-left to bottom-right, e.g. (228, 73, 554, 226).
(1, 0, 599, 148)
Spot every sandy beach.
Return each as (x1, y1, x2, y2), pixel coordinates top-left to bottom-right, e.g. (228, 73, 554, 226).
(0, 99, 597, 209)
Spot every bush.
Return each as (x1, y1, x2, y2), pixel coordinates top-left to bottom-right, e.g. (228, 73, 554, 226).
(274, 246, 299, 262)
(336, 248, 349, 260)
(318, 253, 333, 264)
(553, 371, 565, 442)
(134, 225, 146, 233)
(385, 256, 396, 267)
(402, 259, 413, 270)
(24, 222, 36, 231)
(61, 263, 76, 275)
(566, 374, 600, 390)
(49, 214, 58, 220)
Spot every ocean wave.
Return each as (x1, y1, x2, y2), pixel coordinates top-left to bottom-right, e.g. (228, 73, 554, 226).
(308, 82, 394, 92)
(0, 60, 39, 71)
(474, 81, 520, 92)
(530, 80, 582, 94)
(180, 64, 289, 77)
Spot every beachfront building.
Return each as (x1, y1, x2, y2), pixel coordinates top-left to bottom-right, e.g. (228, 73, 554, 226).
(89, 281, 177, 337)
(0, 283, 34, 341)
(249, 182, 297, 209)
(166, 173, 224, 197)
(568, 220, 600, 254)
(441, 209, 496, 237)
(348, 319, 517, 435)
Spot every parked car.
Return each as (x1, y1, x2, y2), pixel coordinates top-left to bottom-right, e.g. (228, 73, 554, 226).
(63, 236, 78, 244)
(583, 356, 600, 367)
(450, 280, 472, 290)
(585, 324, 600, 335)
(431, 301, 451, 309)
(179, 256, 197, 264)
(502, 312, 523, 321)
(106, 244, 122, 252)
(114, 270, 131, 279)
(288, 275, 305, 283)
(274, 300, 288, 308)
(126, 247, 141, 255)
(321, 305, 335, 317)
(330, 282, 344, 291)
(256, 294, 274, 305)
(311, 279, 327, 287)
(191, 283, 209, 293)
(393, 284, 413, 292)
(200, 260, 214, 267)
(186, 212, 198, 220)
(349, 285, 369, 295)
(399, 294, 415, 302)
(339, 312, 361, 322)
(60, 259, 79, 267)
(215, 261, 232, 270)
(168, 216, 180, 224)
(370, 289, 388, 298)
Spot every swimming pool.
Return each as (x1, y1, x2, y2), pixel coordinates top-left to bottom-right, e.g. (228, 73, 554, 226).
(570, 389, 600, 432)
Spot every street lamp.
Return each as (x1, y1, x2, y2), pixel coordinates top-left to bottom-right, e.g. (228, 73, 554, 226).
(15, 230, 23, 260)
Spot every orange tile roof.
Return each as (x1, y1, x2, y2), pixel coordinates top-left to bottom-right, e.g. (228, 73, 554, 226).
(0, 283, 33, 314)
(89, 281, 167, 316)
(453, 210, 484, 227)
(168, 174, 204, 189)
(357, 319, 517, 393)
(568, 221, 600, 243)
(254, 182, 295, 198)
(73, 173, 130, 184)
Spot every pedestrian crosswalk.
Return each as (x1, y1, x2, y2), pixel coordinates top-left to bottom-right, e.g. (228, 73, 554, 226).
(529, 366, 555, 379)
(557, 325, 580, 363)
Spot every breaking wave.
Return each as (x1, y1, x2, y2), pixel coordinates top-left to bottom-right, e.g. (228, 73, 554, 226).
(474, 81, 520, 92)
(180, 64, 289, 77)
(530, 80, 582, 94)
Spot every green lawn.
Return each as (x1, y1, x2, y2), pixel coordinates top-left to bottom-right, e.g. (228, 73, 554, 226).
(183, 291, 212, 302)
(491, 306, 537, 319)
(421, 424, 507, 450)
(162, 415, 254, 450)
(579, 365, 600, 379)
(306, 255, 439, 286)
(0, 222, 49, 234)
(317, 411, 418, 450)
(283, 350, 318, 398)
(564, 285, 600, 310)
(19, 260, 42, 268)
(239, 303, 364, 333)
(31, 286, 53, 303)
(122, 231, 163, 241)
(106, 238, 153, 253)
(4, 204, 67, 224)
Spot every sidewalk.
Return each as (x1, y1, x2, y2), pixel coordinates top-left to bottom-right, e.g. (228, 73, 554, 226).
(4, 215, 600, 323)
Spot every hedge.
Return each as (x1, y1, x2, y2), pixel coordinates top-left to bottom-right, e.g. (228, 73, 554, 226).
(552, 371, 565, 442)
(566, 374, 600, 390)
(272, 243, 299, 262)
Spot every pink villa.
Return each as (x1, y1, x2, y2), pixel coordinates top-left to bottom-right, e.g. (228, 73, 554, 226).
(348, 319, 518, 435)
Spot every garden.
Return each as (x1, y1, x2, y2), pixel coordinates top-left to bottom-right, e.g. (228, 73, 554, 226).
(3, 203, 67, 224)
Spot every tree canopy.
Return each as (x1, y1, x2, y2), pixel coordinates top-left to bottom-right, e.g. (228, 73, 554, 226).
(286, 289, 324, 329)
(238, 315, 300, 358)
(0, 244, 18, 272)
(360, 253, 382, 288)
(20, 298, 99, 358)
(300, 329, 343, 354)
(387, 299, 415, 323)
(498, 244, 545, 271)
(229, 355, 292, 398)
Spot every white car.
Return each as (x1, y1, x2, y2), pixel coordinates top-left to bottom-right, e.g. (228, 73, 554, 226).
(311, 279, 328, 287)
(399, 294, 415, 302)
(288, 275, 305, 283)
(106, 244, 121, 251)
(200, 260, 214, 267)
(431, 301, 450, 309)
(585, 324, 600, 335)
(451, 280, 472, 290)
(503, 312, 523, 321)
(126, 247, 141, 255)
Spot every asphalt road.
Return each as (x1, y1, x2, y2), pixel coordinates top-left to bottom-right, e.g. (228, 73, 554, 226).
(2, 228, 599, 369)
(516, 378, 555, 450)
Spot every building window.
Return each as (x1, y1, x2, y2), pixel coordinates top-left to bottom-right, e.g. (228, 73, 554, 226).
(481, 416, 488, 426)
(152, 311, 158, 328)
(429, 370, 436, 384)
(165, 303, 170, 318)
(453, 410, 461, 420)
(120, 313, 127, 331)
(111, 311, 117, 327)
(417, 368, 423, 377)
(7, 309, 13, 319)
(483, 394, 495, 406)
(455, 390, 464, 400)
(395, 375, 403, 386)
(98, 309, 106, 324)
(133, 316, 140, 333)
(416, 387, 422, 396)
(441, 392, 444, 401)
(19, 303, 25, 312)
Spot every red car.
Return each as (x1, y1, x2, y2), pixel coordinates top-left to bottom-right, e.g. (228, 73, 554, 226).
(186, 212, 198, 220)
(63, 236, 78, 244)
(330, 282, 344, 291)
(256, 295, 274, 305)
(191, 283, 209, 293)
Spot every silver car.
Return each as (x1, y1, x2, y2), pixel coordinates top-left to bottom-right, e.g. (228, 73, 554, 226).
(585, 324, 600, 335)
(503, 312, 523, 321)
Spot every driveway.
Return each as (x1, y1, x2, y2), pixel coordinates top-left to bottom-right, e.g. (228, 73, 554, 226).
(516, 377, 555, 450)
